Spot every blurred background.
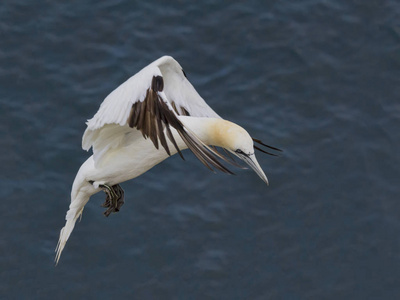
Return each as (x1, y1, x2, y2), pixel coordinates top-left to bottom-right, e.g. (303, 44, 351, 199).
(1, 0, 399, 299)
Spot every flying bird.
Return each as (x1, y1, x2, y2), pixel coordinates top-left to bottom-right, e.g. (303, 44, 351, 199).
(55, 56, 281, 264)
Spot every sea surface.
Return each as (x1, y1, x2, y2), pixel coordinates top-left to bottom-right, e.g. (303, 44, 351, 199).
(1, 1, 400, 299)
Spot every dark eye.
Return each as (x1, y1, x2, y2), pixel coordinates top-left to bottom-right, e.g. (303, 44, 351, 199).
(235, 149, 246, 156)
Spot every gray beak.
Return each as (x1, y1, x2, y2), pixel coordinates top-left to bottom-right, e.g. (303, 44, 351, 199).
(239, 153, 269, 185)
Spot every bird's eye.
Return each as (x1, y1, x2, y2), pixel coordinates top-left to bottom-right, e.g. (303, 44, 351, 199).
(235, 149, 246, 156)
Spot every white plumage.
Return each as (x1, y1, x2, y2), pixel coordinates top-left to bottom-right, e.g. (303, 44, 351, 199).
(56, 56, 280, 264)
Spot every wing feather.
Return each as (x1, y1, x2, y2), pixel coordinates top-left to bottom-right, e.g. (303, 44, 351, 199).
(82, 56, 234, 172)
(157, 57, 221, 119)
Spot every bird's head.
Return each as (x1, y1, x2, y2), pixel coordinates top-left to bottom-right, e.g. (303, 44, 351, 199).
(210, 120, 269, 185)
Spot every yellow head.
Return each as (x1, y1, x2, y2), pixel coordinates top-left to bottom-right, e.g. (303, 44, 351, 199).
(209, 119, 269, 185)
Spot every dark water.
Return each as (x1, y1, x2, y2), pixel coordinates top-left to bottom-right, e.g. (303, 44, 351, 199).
(1, 1, 400, 299)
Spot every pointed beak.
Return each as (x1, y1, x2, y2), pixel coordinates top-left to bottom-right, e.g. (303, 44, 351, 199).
(240, 153, 269, 185)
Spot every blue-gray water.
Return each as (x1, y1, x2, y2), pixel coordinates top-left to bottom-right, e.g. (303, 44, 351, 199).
(1, 1, 400, 299)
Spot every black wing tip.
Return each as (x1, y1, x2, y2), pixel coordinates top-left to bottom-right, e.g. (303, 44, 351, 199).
(177, 129, 238, 175)
(252, 137, 282, 156)
(254, 145, 279, 156)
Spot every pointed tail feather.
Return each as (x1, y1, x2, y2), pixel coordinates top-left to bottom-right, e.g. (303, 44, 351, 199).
(55, 190, 91, 265)
(55, 209, 83, 265)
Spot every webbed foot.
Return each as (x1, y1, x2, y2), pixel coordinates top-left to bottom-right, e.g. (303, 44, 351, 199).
(99, 184, 125, 217)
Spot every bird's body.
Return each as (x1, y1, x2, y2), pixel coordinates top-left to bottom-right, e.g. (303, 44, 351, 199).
(56, 56, 280, 264)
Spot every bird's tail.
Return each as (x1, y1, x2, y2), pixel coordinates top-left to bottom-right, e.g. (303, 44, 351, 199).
(55, 186, 91, 265)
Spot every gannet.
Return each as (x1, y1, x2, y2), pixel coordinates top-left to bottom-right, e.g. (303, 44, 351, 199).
(55, 56, 281, 264)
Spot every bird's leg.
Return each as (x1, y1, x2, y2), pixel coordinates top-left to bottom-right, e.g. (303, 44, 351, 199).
(112, 184, 125, 211)
(99, 184, 125, 217)
(100, 184, 116, 207)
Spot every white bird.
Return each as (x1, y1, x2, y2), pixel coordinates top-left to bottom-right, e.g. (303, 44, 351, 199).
(55, 56, 281, 264)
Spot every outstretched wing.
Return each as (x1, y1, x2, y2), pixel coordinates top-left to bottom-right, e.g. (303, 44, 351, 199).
(156, 56, 221, 119)
(82, 56, 235, 172)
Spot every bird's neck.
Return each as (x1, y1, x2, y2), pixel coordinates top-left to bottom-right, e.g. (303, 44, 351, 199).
(179, 117, 237, 149)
